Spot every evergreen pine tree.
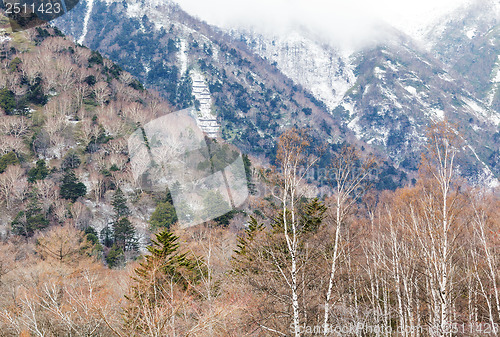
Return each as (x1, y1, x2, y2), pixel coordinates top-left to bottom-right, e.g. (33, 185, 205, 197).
(60, 170, 87, 202)
(242, 153, 256, 195)
(11, 188, 49, 237)
(234, 216, 264, 260)
(27, 159, 49, 183)
(123, 229, 200, 331)
(84, 226, 99, 245)
(113, 217, 138, 252)
(106, 244, 124, 268)
(0, 88, 16, 114)
(61, 151, 81, 170)
(0, 151, 19, 173)
(100, 225, 114, 248)
(149, 201, 177, 230)
(134, 230, 197, 288)
(112, 187, 130, 219)
(300, 198, 327, 233)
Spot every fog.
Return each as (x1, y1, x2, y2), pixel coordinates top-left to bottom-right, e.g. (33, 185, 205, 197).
(173, 0, 471, 49)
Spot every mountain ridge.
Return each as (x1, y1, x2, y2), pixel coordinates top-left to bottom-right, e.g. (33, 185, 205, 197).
(54, 0, 500, 188)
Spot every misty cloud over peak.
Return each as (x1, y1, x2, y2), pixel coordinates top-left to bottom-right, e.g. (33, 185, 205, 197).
(172, 0, 471, 50)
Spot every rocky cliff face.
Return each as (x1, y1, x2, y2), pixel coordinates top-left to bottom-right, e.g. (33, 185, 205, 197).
(230, 27, 356, 111)
(232, 21, 500, 186)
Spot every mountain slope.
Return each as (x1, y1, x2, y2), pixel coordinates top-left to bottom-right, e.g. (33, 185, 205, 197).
(339, 37, 500, 184)
(0, 18, 175, 244)
(55, 0, 349, 159)
(55, 0, 500, 187)
(232, 22, 500, 185)
(424, 0, 500, 108)
(230, 27, 356, 111)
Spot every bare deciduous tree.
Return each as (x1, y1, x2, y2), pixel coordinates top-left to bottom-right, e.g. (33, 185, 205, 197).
(0, 116, 31, 138)
(94, 81, 111, 106)
(272, 129, 318, 337)
(323, 146, 375, 333)
(0, 165, 27, 208)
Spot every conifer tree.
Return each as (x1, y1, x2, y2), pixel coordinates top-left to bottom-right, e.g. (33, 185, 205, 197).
(242, 153, 256, 194)
(0, 151, 19, 174)
(234, 216, 264, 266)
(112, 187, 130, 219)
(149, 201, 177, 230)
(100, 225, 114, 248)
(60, 170, 87, 202)
(11, 188, 49, 237)
(113, 217, 138, 252)
(106, 244, 124, 268)
(61, 151, 81, 170)
(27, 159, 49, 183)
(84, 226, 99, 245)
(135, 230, 196, 288)
(123, 229, 200, 333)
(300, 198, 327, 233)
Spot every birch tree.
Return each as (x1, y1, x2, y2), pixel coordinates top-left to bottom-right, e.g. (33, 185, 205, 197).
(416, 122, 464, 335)
(323, 146, 375, 333)
(273, 129, 319, 337)
(470, 195, 500, 325)
(0, 165, 26, 208)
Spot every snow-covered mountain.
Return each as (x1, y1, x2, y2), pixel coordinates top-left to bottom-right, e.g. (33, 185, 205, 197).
(339, 38, 500, 186)
(54, 0, 500, 187)
(230, 18, 500, 185)
(54, 0, 348, 162)
(425, 0, 500, 108)
(230, 27, 356, 111)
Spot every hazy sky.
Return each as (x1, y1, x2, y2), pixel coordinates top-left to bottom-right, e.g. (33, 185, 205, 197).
(173, 0, 471, 44)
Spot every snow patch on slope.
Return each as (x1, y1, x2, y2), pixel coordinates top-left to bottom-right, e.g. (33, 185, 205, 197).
(178, 39, 188, 74)
(429, 108, 445, 121)
(467, 145, 500, 188)
(404, 85, 418, 96)
(78, 0, 94, 44)
(466, 27, 477, 39)
(234, 28, 356, 111)
(462, 97, 500, 124)
(374, 67, 386, 80)
(487, 55, 500, 106)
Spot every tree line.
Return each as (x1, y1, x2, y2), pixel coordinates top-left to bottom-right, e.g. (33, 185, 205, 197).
(0, 121, 498, 336)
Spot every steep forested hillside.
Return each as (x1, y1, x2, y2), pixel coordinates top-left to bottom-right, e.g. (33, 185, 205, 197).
(55, 0, 345, 159)
(0, 9, 499, 336)
(53, 0, 500, 188)
(0, 17, 179, 254)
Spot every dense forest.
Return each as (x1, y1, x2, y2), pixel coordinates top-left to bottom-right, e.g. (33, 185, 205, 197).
(0, 18, 498, 337)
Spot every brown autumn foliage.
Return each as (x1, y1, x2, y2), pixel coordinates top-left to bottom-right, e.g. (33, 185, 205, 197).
(0, 23, 497, 337)
(0, 123, 497, 337)
(0, 224, 127, 336)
